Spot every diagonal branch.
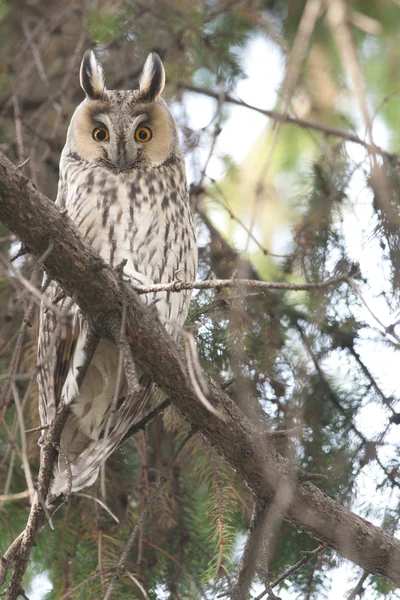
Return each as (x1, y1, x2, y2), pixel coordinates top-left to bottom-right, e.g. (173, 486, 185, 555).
(180, 83, 395, 160)
(0, 152, 400, 596)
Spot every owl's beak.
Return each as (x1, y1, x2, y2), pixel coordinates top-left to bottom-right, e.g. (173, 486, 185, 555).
(110, 139, 137, 171)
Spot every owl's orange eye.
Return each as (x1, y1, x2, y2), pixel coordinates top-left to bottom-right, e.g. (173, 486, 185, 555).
(135, 126, 152, 143)
(92, 127, 109, 142)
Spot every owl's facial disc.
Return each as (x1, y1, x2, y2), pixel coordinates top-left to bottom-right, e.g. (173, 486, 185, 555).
(98, 114, 150, 171)
(72, 99, 175, 170)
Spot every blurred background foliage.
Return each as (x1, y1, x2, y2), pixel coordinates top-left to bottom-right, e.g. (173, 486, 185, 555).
(1, 0, 400, 598)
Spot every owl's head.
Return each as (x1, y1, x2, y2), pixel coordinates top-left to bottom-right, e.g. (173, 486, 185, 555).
(66, 51, 180, 171)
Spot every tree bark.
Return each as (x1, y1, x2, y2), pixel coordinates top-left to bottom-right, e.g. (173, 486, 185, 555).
(0, 151, 399, 586)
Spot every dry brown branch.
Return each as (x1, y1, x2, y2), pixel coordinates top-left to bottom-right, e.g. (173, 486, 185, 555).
(0, 152, 400, 595)
(180, 84, 394, 159)
(0, 402, 68, 599)
(130, 268, 358, 295)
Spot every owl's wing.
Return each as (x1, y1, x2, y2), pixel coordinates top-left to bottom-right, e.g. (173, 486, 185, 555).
(37, 279, 84, 430)
(38, 282, 156, 495)
(52, 372, 155, 495)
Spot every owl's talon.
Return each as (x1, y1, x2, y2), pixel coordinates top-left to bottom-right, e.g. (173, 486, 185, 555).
(115, 258, 128, 277)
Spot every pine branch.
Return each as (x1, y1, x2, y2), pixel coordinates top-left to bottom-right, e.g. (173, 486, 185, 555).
(1, 152, 400, 596)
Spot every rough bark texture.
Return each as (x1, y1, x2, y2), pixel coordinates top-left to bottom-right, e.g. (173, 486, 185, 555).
(0, 151, 399, 586)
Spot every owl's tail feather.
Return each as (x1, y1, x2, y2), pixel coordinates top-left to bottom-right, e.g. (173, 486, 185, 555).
(50, 373, 154, 497)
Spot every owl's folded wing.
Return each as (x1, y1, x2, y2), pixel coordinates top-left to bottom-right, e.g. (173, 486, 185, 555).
(37, 280, 83, 428)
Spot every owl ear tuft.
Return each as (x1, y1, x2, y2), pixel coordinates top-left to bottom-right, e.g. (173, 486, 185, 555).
(138, 53, 165, 101)
(80, 50, 106, 100)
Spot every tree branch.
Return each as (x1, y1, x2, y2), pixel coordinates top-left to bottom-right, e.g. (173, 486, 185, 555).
(180, 83, 395, 160)
(0, 152, 400, 593)
(130, 268, 357, 295)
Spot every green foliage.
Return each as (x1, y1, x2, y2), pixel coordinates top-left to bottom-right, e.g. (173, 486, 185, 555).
(87, 10, 128, 46)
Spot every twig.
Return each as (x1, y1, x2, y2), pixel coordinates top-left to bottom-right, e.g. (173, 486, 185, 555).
(254, 545, 327, 599)
(103, 429, 195, 600)
(24, 424, 49, 434)
(21, 21, 50, 92)
(205, 189, 292, 259)
(0, 491, 30, 502)
(131, 267, 358, 295)
(183, 333, 225, 420)
(126, 572, 150, 599)
(297, 322, 399, 486)
(347, 277, 400, 342)
(74, 493, 120, 524)
(0, 263, 41, 409)
(1, 404, 69, 598)
(199, 78, 225, 185)
(0, 248, 59, 316)
(245, 0, 324, 253)
(57, 568, 114, 600)
(230, 499, 271, 599)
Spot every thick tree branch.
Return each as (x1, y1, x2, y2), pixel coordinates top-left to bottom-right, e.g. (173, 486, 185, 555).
(0, 152, 400, 592)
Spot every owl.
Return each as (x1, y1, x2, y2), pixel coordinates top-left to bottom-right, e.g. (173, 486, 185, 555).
(37, 50, 197, 496)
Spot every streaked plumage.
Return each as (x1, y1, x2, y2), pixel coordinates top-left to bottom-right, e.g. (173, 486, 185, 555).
(37, 51, 197, 496)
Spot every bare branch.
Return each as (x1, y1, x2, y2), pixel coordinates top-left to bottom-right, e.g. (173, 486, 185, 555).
(180, 84, 394, 159)
(255, 545, 327, 599)
(130, 267, 358, 296)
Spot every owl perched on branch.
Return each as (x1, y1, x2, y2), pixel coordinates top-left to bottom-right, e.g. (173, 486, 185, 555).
(37, 51, 197, 496)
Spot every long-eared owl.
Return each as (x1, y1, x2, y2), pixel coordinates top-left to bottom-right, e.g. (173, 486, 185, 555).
(37, 51, 197, 495)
